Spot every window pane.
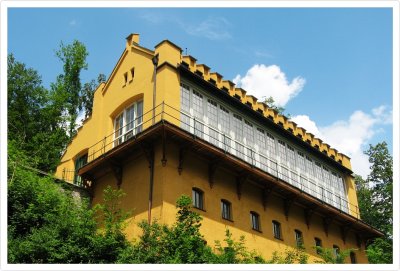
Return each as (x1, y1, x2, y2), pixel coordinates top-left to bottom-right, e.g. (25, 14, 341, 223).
(207, 99, 219, 146)
(136, 100, 143, 133)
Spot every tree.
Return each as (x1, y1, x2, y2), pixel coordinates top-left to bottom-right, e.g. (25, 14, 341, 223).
(80, 74, 106, 119)
(262, 96, 288, 116)
(7, 54, 68, 172)
(355, 142, 393, 263)
(53, 40, 88, 137)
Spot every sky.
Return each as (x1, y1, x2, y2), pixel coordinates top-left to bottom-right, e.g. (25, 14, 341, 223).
(6, 6, 394, 179)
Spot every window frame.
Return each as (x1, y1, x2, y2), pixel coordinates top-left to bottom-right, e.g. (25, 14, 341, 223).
(294, 229, 304, 248)
(221, 199, 232, 221)
(113, 100, 143, 146)
(314, 237, 322, 254)
(250, 211, 261, 232)
(192, 188, 204, 210)
(272, 220, 282, 240)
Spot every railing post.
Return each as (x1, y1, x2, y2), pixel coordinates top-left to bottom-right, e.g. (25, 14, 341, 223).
(103, 136, 106, 155)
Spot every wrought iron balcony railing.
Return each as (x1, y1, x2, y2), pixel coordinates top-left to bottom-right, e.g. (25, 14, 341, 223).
(63, 102, 359, 217)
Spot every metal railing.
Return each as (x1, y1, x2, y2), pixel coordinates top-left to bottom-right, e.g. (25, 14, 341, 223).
(65, 102, 360, 217)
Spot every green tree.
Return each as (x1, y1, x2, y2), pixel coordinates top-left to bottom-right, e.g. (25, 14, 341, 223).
(267, 247, 308, 264)
(355, 142, 393, 263)
(7, 54, 68, 171)
(53, 40, 88, 137)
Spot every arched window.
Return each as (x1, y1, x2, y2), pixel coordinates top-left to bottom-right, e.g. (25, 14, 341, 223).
(272, 220, 282, 240)
(221, 199, 232, 220)
(314, 237, 322, 254)
(250, 211, 260, 231)
(294, 229, 303, 248)
(192, 188, 204, 210)
(114, 100, 143, 146)
(350, 251, 357, 264)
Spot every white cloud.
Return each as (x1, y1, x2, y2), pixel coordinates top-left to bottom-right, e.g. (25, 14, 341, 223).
(181, 17, 232, 41)
(69, 19, 77, 26)
(290, 106, 392, 179)
(233, 64, 306, 107)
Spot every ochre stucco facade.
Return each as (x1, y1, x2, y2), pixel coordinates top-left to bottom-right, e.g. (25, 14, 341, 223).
(55, 33, 382, 263)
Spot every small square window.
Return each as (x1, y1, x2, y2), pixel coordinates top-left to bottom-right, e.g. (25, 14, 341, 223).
(250, 211, 261, 231)
(192, 188, 204, 210)
(272, 220, 282, 240)
(221, 200, 232, 220)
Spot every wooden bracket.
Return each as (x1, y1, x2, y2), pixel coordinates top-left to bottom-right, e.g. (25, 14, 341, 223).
(141, 144, 155, 170)
(323, 216, 333, 237)
(178, 147, 185, 175)
(208, 162, 218, 188)
(304, 207, 315, 229)
(109, 160, 123, 189)
(283, 195, 297, 221)
(236, 174, 247, 200)
(262, 186, 273, 211)
(355, 233, 362, 248)
(340, 223, 352, 244)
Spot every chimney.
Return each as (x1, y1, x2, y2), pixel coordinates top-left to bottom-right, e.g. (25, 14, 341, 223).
(126, 33, 140, 49)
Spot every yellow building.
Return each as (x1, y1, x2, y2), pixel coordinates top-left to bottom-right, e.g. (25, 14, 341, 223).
(55, 33, 382, 263)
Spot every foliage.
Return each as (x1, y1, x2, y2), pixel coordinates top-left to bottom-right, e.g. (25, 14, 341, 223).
(262, 96, 288, 116)
(7, 54, 68, 172)
(313, 246, 354, 264)
(355, 142, 393, 263)
(8, 142, 97, 263)
(118, 195, 214, 263)
(267, 246, 308, 264)
(7, 149, 130, 264)
(213, 230, 266, 263)
(53, 40, 88, 137)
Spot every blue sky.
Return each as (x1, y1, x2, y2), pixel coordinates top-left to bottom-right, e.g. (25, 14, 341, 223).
(7, 7, 394, 178)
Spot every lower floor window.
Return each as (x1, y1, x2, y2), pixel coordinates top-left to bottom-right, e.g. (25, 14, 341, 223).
(192, 188, 204, 210)
(74, 153, 88, 186)
(250, 211, 261, 231)
(350, 251, 357, 263)
(272, 220, 282, 239)
(221, 200, 232, 220)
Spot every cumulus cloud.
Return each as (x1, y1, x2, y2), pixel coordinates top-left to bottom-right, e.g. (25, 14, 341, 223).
(290, 106, 392, 179)
(233, 64, 306, 107)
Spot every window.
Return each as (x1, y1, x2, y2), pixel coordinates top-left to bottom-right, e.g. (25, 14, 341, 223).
(74, 153, 88, 186)
(250, 211, 261, 231)
(233, 114, 244, 159)
(294, 230, 303, 248)
(207, 99, 218, 146)
(333, 245, 340, 259)
(114, 100, 143, 146)
(287, 145, 296, 169)
(192, 188, 204, 210)
(130, 68, 135, 82)
(272, 220, 282, 240)
(267, 133, 276, 157)
(221, 199, 232, 220)
(123, 72, 128, 84)
(219, 106, 230, 152)
(192, 90, 204, 138)
(314, 237, 322, 254)
(278, 140, 286, 162)
(297, 151, 306, 172)
(180, 84, 191, 131)
(350, 251, 357, 264)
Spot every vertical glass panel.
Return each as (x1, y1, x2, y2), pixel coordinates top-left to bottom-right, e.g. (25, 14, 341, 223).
(180, 84, 191, 132)
(136, 100, 143, 133)
(233, 114, 244, 160)
(207, 99, 219, 146)
(219, 106, 231, 153)
(193, 90, 204, 138)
